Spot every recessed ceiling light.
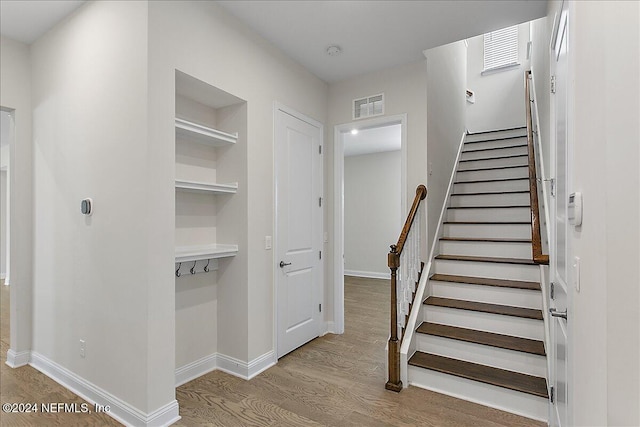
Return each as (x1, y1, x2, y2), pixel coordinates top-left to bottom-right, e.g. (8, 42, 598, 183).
(350, 129, 359, 135)
(326, 45, 342, 56)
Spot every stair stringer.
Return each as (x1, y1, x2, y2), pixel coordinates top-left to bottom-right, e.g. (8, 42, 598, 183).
(399, 131, 466, 387)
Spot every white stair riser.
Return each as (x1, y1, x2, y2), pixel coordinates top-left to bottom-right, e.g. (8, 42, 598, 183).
(458, 156, 528, 170)
(443, 223, 531, 239)
(439, 240, 532, 259)
(465, 130, 527, 142)
(465, 135, 527, 147)
(447, 207, 530, 222)
(434, 259, 539, 281)
(430, 280, 542, 309)
(424, 305, 544, 340)
(456, 167, 528, 182)
(453, 179, 529, 193)
(461, 145, 528, 161)
(415, 334, 547, 377)
(408, 366, 548, 422)
(449, 192, 530, 207)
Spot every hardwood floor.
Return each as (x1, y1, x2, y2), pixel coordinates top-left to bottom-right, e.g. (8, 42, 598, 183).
(0, 277, 546, 426)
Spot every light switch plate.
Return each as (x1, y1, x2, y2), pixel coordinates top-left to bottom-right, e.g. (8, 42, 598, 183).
(265, 236, 272, 250)
(573, 256, 581, 292)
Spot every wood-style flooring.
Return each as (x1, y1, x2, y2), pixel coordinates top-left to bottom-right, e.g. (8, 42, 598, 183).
(0, 277, 546, 426)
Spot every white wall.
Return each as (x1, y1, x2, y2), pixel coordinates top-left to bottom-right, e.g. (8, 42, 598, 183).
(344, 150, 401, 277)
(0, 170, 6, 278)
(424, 40, 468, 251)
(567, 1, 640, 425)
(530, 16, 552, 175)
(0, 36, 33, 357)
(29, 1, 165, 414)
(466, 22, 531, 132)
(147, 0, 328, 371)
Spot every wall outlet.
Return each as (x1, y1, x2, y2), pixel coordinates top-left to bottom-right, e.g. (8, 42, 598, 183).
(80, 339, 86, 358)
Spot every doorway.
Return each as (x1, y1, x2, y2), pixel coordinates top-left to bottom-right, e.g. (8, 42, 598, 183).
(333, 114, 407, 334)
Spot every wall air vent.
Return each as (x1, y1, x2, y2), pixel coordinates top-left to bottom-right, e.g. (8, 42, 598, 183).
(353, 93, 384, 120)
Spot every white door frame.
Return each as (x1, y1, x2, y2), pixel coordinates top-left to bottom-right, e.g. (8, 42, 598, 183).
(332, 114, 407, 334)
(273, 102, 324, 357)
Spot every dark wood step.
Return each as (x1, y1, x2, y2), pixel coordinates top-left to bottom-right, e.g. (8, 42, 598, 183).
(417, 322, 545, 355)
(457, 164, 528, 173)
(408, 352, 548, 398)
(435, 254, 536, 265)
(459, 153, 528, 163)
(443, 221, 531, 225)
(462, 143, 528, 154)
(424, 296, 543, 320)
(466, 126, 527, 137)
(429, 273, 539, 290)
(450, 190, 530, 197)
(454, 177, 528, 185)
(439, 237, 532, 244)
(448, 205, 530, 209)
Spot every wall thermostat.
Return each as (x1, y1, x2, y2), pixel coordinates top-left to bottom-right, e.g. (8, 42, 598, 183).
(568, 192, 582, 226)
(81, 198, 93, 216)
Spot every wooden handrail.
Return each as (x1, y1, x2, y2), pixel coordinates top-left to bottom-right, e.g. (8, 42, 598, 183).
(525, 71, 549, 265)
(386, 184, 427, 392)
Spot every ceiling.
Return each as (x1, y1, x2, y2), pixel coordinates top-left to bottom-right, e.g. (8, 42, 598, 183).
(217, 1, 547, 82)
(0, 1, 547, 82)
(343, 124, 401, 157)
(0, 1, 85, 45)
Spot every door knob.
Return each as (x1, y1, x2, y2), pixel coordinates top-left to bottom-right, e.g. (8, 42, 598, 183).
(549, 307, 567, 320)
(279, 261, 292, 268)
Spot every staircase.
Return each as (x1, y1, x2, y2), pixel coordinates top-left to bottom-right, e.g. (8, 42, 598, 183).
(407, 127, 548, 421)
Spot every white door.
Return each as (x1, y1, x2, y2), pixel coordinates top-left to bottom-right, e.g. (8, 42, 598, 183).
(275, 106, 323, 358)
(550, 5, 570, 427)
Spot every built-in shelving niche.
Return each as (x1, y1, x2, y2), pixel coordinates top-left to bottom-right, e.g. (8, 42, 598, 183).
(174, 70, 247, 377)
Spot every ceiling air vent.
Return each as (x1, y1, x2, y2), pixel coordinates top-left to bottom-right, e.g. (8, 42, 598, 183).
(353, 93, 384, 120)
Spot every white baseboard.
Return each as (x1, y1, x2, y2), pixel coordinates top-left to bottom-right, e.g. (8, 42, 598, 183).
(216, 351, 276, 380)
(175, 354, 217, 387)
(344, 270, 390, 280)
(5, 349, 30, 367)
(178, 351, 276, 384)
(323, 321, 336, 335)
(29, 351, 180, 427)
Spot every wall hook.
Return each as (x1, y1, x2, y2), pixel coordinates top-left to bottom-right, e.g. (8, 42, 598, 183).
(176, 263, 182, 277)
(204, 259, 210, 273)
(190, 260, 197, 275)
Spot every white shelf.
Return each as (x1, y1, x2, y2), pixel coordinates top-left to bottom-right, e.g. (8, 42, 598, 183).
(175, 180, 238, 194)
(175, 118, 238, 146)
(175, 244, 238, 263)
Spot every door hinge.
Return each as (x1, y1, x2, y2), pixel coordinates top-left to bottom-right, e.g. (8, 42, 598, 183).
(319, 250, 322, 260)
(319, 303, 322, 312)
(550, 386, 555, 403)
(319, 197, 322, 207)
(551, 75, 557, 94)
(319, 145, 322, 154)
(550, 282, 555, 300)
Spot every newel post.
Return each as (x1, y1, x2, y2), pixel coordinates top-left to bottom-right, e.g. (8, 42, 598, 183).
(386, 244, 402, 392)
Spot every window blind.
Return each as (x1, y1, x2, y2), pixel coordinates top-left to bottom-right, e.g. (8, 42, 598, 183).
(483, 26, 519, 71)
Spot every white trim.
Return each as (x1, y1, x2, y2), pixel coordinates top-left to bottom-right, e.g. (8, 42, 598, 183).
(273, 102, 324, 359)
(175, 354, 218, 387)
(216, 351, 276, 380)
(333, 114, 408, 335)
(344, 270, 389, 280)
(5, 349, 29, 367)
(323, 321, 336, 335)
(29, 351, 180, 426)
(481, 62, 521, 75)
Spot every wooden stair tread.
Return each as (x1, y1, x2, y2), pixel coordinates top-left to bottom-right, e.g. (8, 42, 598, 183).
(439, 237, 532, 244)
(429, 274, 539, 290)
(462, 143, 528, 153)
(459, 153, 528, 163)
(408, 352, 548, 398)
(466, 126, 527, 137)
(443, 221, 530, 225)
(448, 205, 529, 209)
(417, 322, 545, 355)
(424, 296, 543, 320)
(451, 190, 529, 196)
(457, 164, 528, 172)
(454, 177, 528, 184)
(435, 254, 536, 265)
